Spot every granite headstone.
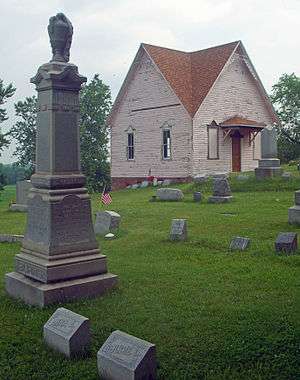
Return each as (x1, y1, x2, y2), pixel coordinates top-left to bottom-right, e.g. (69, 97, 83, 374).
(10, 180, 32, 212)
(275, 232, 297, 254)
(97, 330, 157, 380)
(170, 219, 187, 241)
(156, 188, 183, 201)
(43, 307, 90, 357)
(94, 211, 121, 235)
(288, 190, 300, 225)
(208, 178, 233, 203)
(193, 192, 202, 202)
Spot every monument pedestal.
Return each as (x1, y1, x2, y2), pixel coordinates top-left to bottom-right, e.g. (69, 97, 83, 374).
(5, 29, 118, 307)
(255, 158, 282, 179)
(6, 272, 118, 307)
(255, 128, 282, 179)
(288, 190, 300, 225)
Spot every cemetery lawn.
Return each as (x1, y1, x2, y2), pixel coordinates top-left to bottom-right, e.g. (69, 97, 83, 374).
(1, 172, 300, 380)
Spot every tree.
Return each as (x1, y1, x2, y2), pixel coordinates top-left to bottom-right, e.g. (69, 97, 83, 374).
(0, 79, 16, 154)
(8, 96, 37, 177)
(270, 73, 300, 162)
(80, 74, 112, 191)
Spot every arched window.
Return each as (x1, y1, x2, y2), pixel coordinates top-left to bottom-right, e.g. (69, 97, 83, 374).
(207, 121, 219, 159)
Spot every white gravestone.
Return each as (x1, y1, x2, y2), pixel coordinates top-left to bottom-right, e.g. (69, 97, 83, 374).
(97, 330, 157, 380)
(43, 307, 90, 358)
(170, 219, 187, 241)
(94, 211, 121, 235)
(156, 188, 184, 201)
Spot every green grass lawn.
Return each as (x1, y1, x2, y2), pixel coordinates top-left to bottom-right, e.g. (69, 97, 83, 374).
(1, 169, 300, 379)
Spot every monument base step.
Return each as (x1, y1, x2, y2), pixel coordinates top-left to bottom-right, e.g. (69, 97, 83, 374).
(288, 205, 300, 225)
(208, 196, 233, 204)
(5, 271, 118, 308)
(255, 167, 283, 179)
(9, 204, 28, 212)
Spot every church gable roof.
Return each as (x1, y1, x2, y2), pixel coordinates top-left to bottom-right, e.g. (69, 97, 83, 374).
(143, 41, 239, 116)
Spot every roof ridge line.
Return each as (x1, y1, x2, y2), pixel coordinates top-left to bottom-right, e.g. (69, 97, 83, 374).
(142, 40, 241, 55)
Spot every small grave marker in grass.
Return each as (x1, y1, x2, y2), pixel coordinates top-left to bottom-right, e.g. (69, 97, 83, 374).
(275, 232, 297, 254)
(170, 219, 187, 241)
(230, 237, 250, 251)
(97, 330, 157, 380)
(43, 308, 90, 358)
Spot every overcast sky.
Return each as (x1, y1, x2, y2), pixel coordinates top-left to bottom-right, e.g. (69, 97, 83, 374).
(1, 0, 299, 163)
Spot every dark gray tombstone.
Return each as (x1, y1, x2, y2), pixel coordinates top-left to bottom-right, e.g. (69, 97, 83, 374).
(208, 178, 233, 203)
(229, 237, 250, 251)
(170, 219, 187, 241)
(44, 307, 90, 357)
(275, 232, 297, 254)
(193, 192, 202, 202)
(255, 128, 282, 179)
(5, 13, 118, 307)
(97, 330, 157, 380)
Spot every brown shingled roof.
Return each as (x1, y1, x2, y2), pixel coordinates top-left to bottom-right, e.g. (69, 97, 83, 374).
(220, 116, 267, 127)
(143, 41, 239, 116)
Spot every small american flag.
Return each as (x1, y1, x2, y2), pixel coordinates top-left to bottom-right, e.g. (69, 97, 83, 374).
(101, 191, 112, 205)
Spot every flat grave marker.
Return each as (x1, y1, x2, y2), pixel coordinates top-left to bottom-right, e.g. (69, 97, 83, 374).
(230, 237, 250, 251)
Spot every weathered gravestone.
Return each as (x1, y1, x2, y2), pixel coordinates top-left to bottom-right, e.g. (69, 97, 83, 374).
(0, 234, 24, 243)
(229, 237, 250, 251)
(97, 330, 157, 380)
(44, 307, 90, 357)
(275, 232, 297, 254)
(156, 188, 183, 201)
(94, 211, 121, 235)
(5, 13, 118, 307)
(255, 128, 282, 179)
(170, 219, 187, 241)
(193, 174, 207, 184)
(288, 190, 300, 225)
(193, 192, 202, 202)
(10, 180, 32, 212)
(208, 178, 233, 203)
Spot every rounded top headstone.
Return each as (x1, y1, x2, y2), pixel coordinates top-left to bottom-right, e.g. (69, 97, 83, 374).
(48, 13, 73, 62)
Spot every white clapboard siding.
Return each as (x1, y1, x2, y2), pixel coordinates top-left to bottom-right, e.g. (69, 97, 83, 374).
(111, 51, 192, 179)
(192, 53, 274, 176)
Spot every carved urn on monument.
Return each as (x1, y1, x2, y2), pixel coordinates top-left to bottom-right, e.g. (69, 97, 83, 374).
(5, 13, 118, 307)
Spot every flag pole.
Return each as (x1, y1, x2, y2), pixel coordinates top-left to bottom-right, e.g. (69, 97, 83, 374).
(101, 184, 106, 208)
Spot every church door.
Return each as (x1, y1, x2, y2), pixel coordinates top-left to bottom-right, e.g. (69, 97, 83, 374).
(232, 133, 242, 172)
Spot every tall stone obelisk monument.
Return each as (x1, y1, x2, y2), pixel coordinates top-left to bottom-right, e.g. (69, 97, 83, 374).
(5, 13, 118, 307)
